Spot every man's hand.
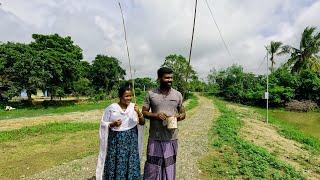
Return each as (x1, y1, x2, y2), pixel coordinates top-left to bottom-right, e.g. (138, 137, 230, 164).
(110, 119, 122, 127)
(176, 105, 186, 121)
(156, 112, 168, 121)
(142, 106, 167, 121)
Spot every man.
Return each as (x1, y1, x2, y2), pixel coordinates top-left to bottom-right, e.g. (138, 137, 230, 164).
(142, 67, 186, 180)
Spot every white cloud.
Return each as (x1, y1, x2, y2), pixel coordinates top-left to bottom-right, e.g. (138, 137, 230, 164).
(0, 0, 319, 79)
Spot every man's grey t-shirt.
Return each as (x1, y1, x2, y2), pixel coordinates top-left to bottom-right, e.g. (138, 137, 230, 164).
(143, 88, 183, 140)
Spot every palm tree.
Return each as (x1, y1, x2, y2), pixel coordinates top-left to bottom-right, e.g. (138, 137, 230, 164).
(266, 41, 283, 72)
(282, 26, 320, 74)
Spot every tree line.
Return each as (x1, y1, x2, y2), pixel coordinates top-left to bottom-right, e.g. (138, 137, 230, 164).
(0, 33, 200, 104)
(0, 34, 130, 102)
(206, 26, 320, 107)
(1, 26, 319, 109)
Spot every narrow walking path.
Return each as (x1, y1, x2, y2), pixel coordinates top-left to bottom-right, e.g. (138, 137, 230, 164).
(176, 95, 216, 179)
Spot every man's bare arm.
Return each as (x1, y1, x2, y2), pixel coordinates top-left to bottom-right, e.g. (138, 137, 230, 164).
(176, 105, 186, 121)
(142, 106, 167, 121)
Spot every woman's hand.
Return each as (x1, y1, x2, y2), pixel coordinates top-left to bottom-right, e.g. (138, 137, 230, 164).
(134, 104, 140, 113)
(135, 104, 145, 125)
(134, 105, 143, 117)
(110, 119, 122, 128)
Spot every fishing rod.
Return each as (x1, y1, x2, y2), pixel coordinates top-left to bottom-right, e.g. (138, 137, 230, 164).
(117, 1, 136, 103)
(184, 0, 198, 98)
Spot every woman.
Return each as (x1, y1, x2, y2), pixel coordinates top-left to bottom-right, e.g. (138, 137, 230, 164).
(96, 86, 145, 180)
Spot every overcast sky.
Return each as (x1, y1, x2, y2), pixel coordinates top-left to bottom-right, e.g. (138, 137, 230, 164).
(0, 0, 319, 80)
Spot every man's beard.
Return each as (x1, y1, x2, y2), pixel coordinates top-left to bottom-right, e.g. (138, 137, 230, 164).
(160, 82, 172, 89)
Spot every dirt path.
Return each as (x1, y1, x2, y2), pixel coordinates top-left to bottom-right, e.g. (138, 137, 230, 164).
(176, 95, 216, 180)
(227, 104, 320, 180)
(25, 95, 217, 180)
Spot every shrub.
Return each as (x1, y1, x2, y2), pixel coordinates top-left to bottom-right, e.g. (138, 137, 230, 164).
(285, 100, 318, 112)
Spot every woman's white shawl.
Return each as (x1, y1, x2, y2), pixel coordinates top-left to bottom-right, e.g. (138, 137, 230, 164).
(95, 103, 144, 180)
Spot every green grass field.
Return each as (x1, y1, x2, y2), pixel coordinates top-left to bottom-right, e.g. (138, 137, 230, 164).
(0, 121, 100, 179)
(0, 122, 99, 142)
(0, 100, 112, 120)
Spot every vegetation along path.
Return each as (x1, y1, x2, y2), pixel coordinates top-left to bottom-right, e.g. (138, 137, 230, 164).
(227, 103, 320, 179)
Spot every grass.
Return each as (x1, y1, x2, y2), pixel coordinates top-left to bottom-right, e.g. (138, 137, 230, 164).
(185, 93, 199, 111)
(0, 121, 100, 179)
(0, 99, 111, 120)
(0, 122, 99, 143)
(136, 92, 146, 104)
(0, 129, 99, 179)
(0, 92, 148, 121)
(200, 97, 303, 179)
(255, 108, 320, 153)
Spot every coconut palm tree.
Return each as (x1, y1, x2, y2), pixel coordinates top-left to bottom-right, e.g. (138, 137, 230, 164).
(282, 26, 320, 74)
(266, 41, 283, 72)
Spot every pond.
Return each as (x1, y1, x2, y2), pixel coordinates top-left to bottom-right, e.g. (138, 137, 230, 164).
(270, 110, 320, 139)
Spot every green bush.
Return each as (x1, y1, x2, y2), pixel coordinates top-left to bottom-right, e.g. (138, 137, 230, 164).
(134, 88, 142, 96)
(91, 90, 107, 101)
(206, 64, 320, 108)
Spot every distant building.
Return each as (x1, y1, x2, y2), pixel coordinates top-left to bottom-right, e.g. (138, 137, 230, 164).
(20, 89, 49, 97)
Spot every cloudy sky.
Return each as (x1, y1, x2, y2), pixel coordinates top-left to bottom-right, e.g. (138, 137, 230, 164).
(0, 0, 319, 80)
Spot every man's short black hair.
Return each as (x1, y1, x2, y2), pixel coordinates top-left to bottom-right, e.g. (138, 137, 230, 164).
(118, 85, 132, 98)
(157, 67, 173, 78)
